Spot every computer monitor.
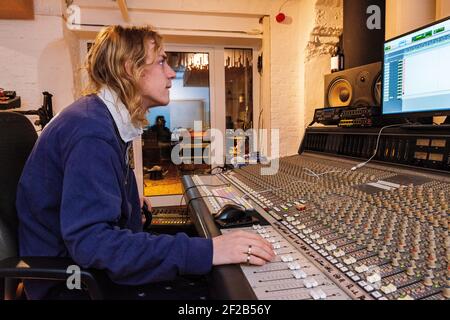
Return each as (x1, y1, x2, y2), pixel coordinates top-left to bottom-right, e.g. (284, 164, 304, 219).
(382, 17, 450, 119)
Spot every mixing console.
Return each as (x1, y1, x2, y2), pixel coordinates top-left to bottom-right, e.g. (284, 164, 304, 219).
(184, 152, 450, 300)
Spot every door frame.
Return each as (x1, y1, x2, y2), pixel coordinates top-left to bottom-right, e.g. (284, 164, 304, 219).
(134, 43, 261, 206)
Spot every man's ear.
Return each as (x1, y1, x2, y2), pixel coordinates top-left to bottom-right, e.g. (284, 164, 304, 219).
(125, 60, 134, 78)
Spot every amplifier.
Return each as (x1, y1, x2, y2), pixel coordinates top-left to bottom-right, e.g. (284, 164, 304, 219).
(311, 106, 381, 127)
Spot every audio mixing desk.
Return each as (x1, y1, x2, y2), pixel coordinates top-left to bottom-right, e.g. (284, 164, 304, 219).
(182, 152, 450, 300)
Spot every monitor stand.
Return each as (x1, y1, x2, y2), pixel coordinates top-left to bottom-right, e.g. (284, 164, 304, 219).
(444, 116, 450, 125)
(415, 117, 434, 125)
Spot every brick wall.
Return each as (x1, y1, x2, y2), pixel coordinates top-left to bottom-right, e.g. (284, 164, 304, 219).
(304, 0, 343, 134)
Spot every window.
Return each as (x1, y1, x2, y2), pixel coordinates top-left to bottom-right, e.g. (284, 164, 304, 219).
(141, 51, 211, 197)
(133, 44, 260, 204)
(225, 48, 253, 130)
(225, 48, 254, 161)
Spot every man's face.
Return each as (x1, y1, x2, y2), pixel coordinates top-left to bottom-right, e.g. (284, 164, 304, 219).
(138, 40, 176, 109)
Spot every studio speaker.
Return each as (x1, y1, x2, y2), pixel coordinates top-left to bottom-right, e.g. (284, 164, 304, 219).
(324, 62, 382, 108)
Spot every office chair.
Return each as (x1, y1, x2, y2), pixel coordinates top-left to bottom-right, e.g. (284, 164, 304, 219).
(0, 112, 209, 300)
(0, 112, 105, 300)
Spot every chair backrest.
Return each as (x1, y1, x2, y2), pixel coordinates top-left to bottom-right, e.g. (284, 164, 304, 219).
(0, 112, 37, 261)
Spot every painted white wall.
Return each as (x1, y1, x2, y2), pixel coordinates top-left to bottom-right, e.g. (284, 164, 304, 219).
(304, 0, 343, 136)
(0, 0, 74, 114)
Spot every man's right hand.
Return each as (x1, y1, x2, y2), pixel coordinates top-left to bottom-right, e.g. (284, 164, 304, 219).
(212, 230, 276, 266)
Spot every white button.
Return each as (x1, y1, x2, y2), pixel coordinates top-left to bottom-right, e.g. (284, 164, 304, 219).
(344, 256, 357, 265)
(333, 249, 345, 258)
(310, 233, 320, 240)
(372, 291, 382, 299)
(310, 290, 321, 300)
(304, 278, 318, 288)
(364, 285, 374, 292)
(381, 283, 397, 294)
(304, 279, 313, 288)
(355, 264, 369, 273)
(317, 289, 327, 299)
(367, 273, 382, 284)
(288, 262, 301, 270)
(293, 270, 307, 279)
(281, 255, 294, 262)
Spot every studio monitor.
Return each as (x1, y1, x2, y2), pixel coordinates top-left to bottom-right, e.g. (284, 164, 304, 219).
(324, 62, 382, 108)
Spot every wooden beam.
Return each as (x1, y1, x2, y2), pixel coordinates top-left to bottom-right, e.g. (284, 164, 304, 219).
(436, 0, 450, 19)
(117, 0, 130, 23)
(0, 0, 34, 20)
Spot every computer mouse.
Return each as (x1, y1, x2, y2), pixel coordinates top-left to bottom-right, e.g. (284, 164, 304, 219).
(215, 204, 247, 222)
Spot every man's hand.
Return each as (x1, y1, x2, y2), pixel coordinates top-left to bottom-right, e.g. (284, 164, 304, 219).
(212, 230, 276, 266)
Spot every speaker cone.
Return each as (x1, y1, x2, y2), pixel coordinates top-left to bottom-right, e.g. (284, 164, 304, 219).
(327, 78, 353, 107)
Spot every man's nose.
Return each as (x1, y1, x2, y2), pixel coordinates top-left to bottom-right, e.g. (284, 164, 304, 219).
(166, 65, 176, 79)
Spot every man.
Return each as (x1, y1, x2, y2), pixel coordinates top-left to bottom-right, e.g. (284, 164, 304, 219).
(16, 25, 275, 300)
(150, 115, 172, 143)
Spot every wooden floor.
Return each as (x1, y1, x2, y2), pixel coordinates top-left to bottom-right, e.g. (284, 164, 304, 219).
(144, 163, 183, 196)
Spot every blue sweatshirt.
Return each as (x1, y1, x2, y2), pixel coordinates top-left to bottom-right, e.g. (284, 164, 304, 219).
(16, 95, 213, 299)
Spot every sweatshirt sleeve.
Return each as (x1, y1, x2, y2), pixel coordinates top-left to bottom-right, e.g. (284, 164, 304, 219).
(60, 137, 213, 285)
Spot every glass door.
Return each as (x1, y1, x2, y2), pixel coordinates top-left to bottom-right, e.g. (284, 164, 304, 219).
(224, 48, 254, 163)
(141, 50, 212, 197)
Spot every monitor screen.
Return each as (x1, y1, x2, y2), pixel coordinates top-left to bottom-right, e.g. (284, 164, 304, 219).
(382, 17, 450, 117)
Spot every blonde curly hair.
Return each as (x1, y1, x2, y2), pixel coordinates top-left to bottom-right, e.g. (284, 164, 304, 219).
(84, 25, 162, 128)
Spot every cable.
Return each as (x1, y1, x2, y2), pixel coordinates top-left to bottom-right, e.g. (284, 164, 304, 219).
(350, 124, 405, 171)
(278, 0, 290, 12)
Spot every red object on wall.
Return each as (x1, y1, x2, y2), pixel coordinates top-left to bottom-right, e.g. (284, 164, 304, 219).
(276, 12, 286, 23)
